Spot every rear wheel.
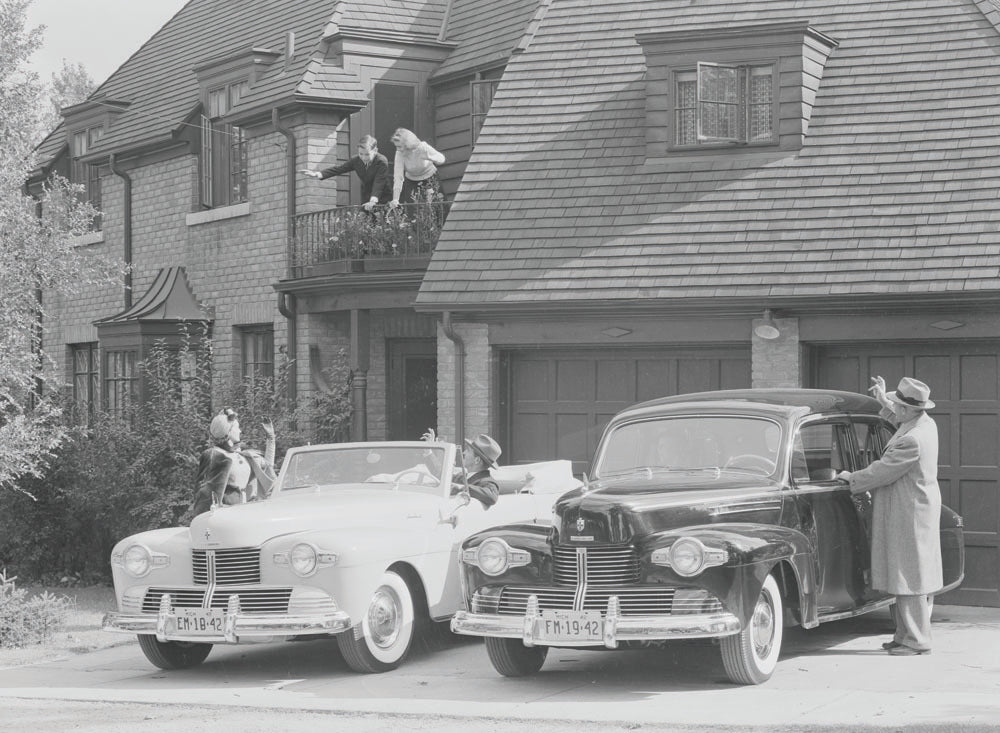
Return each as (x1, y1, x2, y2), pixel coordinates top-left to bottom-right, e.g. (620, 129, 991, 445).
(721, 573, 783, 685)
(485, 637, 548, 677)
(338, 570, 415, 673)
(136, 635, 212, 670)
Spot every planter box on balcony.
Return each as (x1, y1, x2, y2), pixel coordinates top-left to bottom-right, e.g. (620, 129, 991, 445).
(305, 259, 363, 276)
(363, 255, 432, 272)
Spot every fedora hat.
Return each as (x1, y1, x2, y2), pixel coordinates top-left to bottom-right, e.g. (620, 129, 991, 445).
(886, 377, 935, 410)
(464, 434, 501, 468)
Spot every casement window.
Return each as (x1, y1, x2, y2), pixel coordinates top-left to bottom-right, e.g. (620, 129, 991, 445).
(70, 126, 104, 228)
(104, 349, 138, 417)
(470, 79, 501, 142)
(200, 81, 249, 208)
(239, 325, 274, 388)
(674, 63, 775, 146)
(70, 342, 99, 424)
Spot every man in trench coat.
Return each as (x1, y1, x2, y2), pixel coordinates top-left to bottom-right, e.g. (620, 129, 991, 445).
(838, 377, 943, 656)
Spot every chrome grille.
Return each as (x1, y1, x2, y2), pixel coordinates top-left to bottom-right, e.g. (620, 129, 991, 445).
(192, 547, 261, 585)
(496, 586, 683, 616)
(143, 587, 293, 615)
(553, 546, 640, 586)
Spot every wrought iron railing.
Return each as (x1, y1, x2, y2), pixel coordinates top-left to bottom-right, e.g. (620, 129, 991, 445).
(289, 201, 450, 278)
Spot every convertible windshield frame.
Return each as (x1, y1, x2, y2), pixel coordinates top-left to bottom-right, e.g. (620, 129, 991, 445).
(274, 443, 451, 498)
(592, 413, 786, 483)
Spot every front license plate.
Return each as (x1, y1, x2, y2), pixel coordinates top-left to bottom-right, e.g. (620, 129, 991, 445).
(536, 610, 603, 643)
(171, 608, 225, 636)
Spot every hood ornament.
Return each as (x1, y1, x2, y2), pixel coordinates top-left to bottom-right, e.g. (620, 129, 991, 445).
(203, 528, 212, 542)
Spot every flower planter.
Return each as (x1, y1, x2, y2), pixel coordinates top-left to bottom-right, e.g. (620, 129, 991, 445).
(363, 255, 432, 272)
(305, 259, 363, 276)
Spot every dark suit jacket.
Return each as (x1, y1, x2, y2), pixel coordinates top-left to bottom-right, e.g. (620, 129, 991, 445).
(320, 153, 392, 204)
(466, 469, 500, 508)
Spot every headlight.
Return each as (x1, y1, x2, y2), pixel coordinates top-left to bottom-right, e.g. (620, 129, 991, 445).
(461, 538, 530, 576)
(112, 543, 169, 578)
(651, 537, 728, 577)
(273, 543, 337, 576)
(290, 543, 318, 576)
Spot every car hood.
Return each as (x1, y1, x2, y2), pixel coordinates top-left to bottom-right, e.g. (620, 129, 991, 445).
(188, 486, 441, 548)
(554, 473, 782, 544)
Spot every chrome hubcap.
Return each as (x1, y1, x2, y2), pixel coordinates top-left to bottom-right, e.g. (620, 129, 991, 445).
(367, 587, 401, 649)
(751, 593, 775, 658)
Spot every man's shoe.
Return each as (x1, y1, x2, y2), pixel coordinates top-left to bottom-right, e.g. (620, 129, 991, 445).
(887, 645, 930, 656)
(881, 640, 902, 650)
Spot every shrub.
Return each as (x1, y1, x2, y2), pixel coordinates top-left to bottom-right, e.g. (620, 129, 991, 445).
(0, 569, 73, 648)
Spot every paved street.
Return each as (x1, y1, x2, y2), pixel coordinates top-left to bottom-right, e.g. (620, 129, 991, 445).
(1, 605, 999, 731)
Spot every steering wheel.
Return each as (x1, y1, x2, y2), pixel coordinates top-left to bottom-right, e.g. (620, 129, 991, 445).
(723, 453, 776, 474)
(394, 468, 440, 486)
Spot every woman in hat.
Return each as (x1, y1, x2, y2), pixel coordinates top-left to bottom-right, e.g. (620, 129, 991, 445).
(838, 377, 943, 656)
(387, 128, 445, 209)
(185, 409, 276, 521)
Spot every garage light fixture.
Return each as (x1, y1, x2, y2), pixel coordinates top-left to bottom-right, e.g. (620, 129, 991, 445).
(753, 309, 781, 340)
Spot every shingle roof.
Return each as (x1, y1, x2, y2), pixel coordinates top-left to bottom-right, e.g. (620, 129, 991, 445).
(417, 0, 1000, 308)
(432, 0, 544, 79)
(35, 0, 347, 165)
(337, 0, 448, 37)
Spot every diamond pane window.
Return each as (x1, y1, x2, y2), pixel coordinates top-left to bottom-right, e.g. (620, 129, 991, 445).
(674, 63, 774, 147)
(675, 72, 697, 145)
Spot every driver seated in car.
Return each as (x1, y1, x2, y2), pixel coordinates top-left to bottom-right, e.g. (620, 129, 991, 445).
(455, 434, 502, 509)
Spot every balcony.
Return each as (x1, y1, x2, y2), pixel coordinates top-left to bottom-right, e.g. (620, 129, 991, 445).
(289, 201, 450, 279)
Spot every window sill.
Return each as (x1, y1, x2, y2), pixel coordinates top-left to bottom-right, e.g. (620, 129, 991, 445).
(643, 149, 793, 170)
(186, 201, 251, 226)
(70, 230, 105, 247)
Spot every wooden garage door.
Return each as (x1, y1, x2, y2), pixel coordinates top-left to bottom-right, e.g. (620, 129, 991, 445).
(813, 341, 1000, 607)
(501, 347, 751, 474)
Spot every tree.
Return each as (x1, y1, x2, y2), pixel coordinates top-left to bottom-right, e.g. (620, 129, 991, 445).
(36, 59, 95, 143)
(0, 0, 122, 494)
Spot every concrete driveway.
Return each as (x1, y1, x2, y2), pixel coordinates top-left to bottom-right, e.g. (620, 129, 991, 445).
(1, 605, 998, 731)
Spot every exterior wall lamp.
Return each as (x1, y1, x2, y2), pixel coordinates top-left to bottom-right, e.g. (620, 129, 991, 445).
(753, 309, 781, 340)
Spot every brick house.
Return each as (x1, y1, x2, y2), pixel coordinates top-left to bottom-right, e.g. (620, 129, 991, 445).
(30, 0, 1000, 607)
(415, 0, 1000, 606)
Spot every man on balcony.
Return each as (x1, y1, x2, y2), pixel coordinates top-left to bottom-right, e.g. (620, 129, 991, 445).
(301, 134, 391, 211)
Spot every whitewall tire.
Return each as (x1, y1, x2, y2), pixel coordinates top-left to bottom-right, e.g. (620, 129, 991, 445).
(338, 570, 415, 673)
(721, 573, 784, 685)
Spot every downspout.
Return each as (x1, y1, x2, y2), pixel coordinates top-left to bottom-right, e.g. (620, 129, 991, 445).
(441, 311, 465, 445)
(108, 153, 133, 308)
(273, 108, 298, 406)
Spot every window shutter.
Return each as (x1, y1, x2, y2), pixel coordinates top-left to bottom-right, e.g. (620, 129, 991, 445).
(696, 62, 740, 143)
(200, 114, 213, 207)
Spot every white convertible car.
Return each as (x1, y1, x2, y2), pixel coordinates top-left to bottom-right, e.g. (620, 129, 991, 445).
(102, 441, 577, 673)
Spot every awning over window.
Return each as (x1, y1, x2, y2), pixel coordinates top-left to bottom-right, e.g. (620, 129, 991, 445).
(95, 266, 210, 324)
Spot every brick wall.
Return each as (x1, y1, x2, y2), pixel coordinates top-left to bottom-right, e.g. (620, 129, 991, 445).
(436, 321, 490, 444)
(751, 316, 802, 388)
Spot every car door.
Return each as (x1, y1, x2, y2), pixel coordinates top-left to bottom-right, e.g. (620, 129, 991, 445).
(789, 417, 872, 613)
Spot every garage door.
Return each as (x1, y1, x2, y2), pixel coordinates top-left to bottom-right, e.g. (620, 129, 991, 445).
(813, 341, 1000, 607)
(501, 347, 751, 474)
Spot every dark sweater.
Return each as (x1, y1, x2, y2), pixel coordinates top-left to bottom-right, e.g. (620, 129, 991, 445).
(320, 153, 392, 204)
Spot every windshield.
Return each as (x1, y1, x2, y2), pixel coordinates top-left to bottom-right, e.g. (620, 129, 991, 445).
(278, 445, 448, 496)
(594, 416, 782, 480)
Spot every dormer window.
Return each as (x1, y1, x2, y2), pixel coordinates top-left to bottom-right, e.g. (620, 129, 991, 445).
(637, 22, 838, 159)
(200, 80, 249, 208)
(70, 125, 104, 228)
(674, 63, 775, 147)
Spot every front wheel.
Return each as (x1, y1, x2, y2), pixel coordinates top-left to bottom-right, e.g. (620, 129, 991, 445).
(136, 635, 212, 670)
(338, 570, 415, 673)
(485, 637, 548, 677)
(721, 573, 784, 685)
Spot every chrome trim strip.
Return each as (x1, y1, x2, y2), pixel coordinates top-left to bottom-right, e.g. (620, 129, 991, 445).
(816, 596, 894, 624)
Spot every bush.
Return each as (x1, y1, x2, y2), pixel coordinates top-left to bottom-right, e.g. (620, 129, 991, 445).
(0, 569, 73, 648)
(0, 334, 353, 583)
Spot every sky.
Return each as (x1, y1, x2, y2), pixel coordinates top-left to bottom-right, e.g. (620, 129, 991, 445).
(26, 0, 189, 86)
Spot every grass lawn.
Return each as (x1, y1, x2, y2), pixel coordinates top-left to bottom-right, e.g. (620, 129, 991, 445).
(0, 585, 128, 669)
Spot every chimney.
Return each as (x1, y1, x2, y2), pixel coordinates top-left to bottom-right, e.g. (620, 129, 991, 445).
(284, 31, 295, 71)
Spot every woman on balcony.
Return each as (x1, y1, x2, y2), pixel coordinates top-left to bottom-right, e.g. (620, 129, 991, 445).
(388, 128, 445, 208)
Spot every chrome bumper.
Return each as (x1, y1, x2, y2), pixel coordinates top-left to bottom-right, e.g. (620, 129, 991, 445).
(450, 595, 741, 648)
(103, 593, 351, 644)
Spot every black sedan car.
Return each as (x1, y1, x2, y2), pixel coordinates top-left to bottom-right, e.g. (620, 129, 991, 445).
(450, 389, 964, 684)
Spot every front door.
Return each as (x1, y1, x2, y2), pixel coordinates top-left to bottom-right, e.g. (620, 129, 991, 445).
(387, 338, 437, 441)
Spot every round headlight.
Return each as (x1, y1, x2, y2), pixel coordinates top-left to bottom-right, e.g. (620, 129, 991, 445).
(477, 539, 509, 576)
(123, 544, 152, 578)
(669, 538, 706, 577)
(290, 543, 318, 576)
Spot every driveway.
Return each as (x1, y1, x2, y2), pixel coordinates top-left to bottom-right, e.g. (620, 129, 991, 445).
(1, 605, 998, 731)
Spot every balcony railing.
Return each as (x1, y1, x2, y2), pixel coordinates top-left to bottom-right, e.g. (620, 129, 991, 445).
(290, 201, 451, 279)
